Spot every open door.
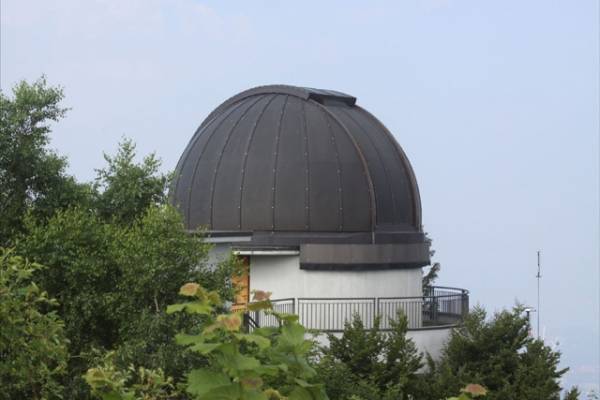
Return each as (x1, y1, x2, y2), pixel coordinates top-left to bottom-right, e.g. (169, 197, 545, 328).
(231, 256, 249, 311)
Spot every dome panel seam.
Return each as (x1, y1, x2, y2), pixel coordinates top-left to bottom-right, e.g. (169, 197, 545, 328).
(172, 101, 240, 216)
(301, 101, 311, 230)
(338, 107, 398, 225)
(208, 96, 265, 228)
(310, 101, 377, 238)
(184, 100, 248, 227)
(238, 94, 278, 229)
(355, 106, 422, 228)
(323, 114, 345, 231)
(271, 95, 289, 230)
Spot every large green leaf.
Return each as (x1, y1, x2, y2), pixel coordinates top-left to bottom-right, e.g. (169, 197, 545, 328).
(247, 300, 272, 311)
(190, 342, 222, 355)
(166, 303, 186, 314)
(242, 390, 269, 400)
(288, 387, 314, 400)
(280, 322, 306, 347)
(184, 301, 213, 315)
(235, 333, 271, 350)
(288, 385, 328, 400)
(186, 369, 230, 397)
(175, 333, 203, 346)
(233, 354, 261, 371)
(201, 383, 242, 400)
(217, 350, 262, 373)
(255, 364, 283, 376)
(166, 301, 212, 315)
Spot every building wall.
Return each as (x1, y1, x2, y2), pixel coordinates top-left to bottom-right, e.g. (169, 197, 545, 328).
(207, 247, 451, 357)
(249, 255, 423, 299)
(313, 327, 452, 361)
(407, 328, 452, 360)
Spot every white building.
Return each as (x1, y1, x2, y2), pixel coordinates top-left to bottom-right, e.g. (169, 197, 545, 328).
(171, 85, 468, 358)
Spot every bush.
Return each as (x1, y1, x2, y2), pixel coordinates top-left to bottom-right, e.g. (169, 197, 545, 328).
(0, 249, 69, 400)
(86, 285, 328, 400)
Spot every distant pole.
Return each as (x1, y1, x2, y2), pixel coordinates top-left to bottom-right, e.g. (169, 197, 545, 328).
(536, 250, 542, 339)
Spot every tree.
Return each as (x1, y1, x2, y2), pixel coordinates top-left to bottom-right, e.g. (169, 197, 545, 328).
(0, 248, 69, 400)
(17, 203, 230, 398)
(427, 305, 568, 400)
(315, 312, 423, 400)
(422, 262, 440, 291)
(564, 387, 581, 400)
(94, 138, 169, 225)
(0, 77, 90, 246)
(1, 86, 229, 398)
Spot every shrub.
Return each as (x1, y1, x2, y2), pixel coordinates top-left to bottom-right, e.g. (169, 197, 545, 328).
(0, 249, 69, 400)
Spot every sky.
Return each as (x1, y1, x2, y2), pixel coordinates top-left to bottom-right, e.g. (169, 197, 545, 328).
(1, 0, 598, 393)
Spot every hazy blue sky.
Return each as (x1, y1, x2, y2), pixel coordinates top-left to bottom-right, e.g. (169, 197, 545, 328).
(2, 0, 598, 393)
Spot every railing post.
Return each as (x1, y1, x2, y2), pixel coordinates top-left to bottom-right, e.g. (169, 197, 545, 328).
(374, 298, 378, 329)
(243, 312, 249, 333)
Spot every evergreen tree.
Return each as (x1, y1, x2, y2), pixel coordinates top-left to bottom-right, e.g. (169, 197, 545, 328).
(94, 138, 169, 225)
(316, 311, 423, 400)
(428, 305, 568, 400)
(564, 386, 581, 400)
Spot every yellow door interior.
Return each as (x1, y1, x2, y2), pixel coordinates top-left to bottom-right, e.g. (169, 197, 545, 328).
(231, 256, 249, 311)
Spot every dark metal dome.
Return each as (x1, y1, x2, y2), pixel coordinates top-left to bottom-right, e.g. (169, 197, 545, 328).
(171, 85, 424, 246)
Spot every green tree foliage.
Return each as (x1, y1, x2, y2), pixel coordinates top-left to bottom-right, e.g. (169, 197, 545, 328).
(19, 209, 120, 355)
(1, 77, 234, 397)
(563, 386, 581, 400)
(0, 77, 91, 246)
(425, 305, 568, 400)
(422, 262, 440, 292)
(84, 352, 182, 400)
(17, 204, 228, 398)
(315, 312, 423, 400)
(0, 248, 69, 400)
(86, 285, 328, 400)
(94, 138, 169, 225)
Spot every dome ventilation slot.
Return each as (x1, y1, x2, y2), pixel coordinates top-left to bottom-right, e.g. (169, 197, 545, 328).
(306, 88, 356, 106)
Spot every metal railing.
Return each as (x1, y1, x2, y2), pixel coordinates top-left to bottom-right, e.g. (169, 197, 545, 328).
(247, 286, 468, 332)
(249, 298, 295, 329)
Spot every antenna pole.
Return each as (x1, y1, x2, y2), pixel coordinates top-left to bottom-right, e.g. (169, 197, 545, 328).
(536, 250, 541, 339)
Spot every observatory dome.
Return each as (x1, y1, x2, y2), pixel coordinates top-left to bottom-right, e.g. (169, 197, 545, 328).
(171, 85, 426, 249)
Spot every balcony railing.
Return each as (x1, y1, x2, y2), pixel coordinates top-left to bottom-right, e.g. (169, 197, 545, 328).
(248, 286, 469, 332)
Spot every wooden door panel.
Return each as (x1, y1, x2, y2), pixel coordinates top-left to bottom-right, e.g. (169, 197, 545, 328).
(231, 256, 249, 311)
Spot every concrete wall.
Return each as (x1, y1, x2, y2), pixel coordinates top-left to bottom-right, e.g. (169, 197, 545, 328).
(312, 327, 453, 361)
(249, 254, 424, 329)
(249, 255, 422, 299)
(207, 247, 451, 357)
(407, 328, 453, 360)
